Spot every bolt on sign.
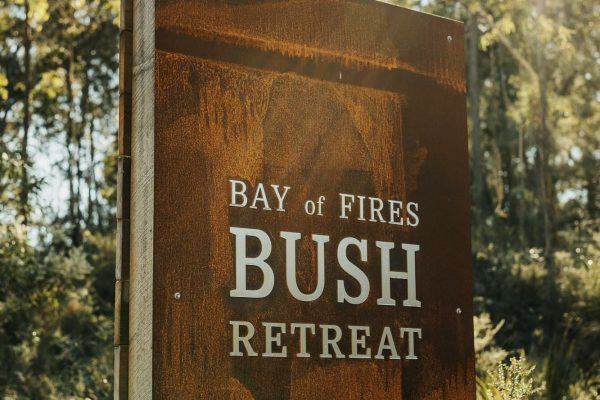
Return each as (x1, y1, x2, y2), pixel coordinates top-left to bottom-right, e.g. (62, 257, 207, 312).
(120, 0, 474, 399)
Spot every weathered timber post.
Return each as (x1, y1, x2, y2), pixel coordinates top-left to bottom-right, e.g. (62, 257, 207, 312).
(116, 1, 475, 399)
(114, 0, 133, 398)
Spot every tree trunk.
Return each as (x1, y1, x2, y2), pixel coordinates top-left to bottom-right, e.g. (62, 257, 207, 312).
(518, 126, 527, 245)
(468, 12, 484, 213)
(535, 4, 559, 375)
(86, 116, 97, 229)
(535, 0, 555, 262)
(20, 0, 32, 225)
(76, 72, 89, 234)
(584, 150, 598, 219)
(65, 52, 81, 247)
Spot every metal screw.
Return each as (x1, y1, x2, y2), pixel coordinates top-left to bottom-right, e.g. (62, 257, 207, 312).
(447, 35, 453, 43)
(339, 72, 342, 80)
(456, 307, 462, 315)
(174, 292, 182, 300)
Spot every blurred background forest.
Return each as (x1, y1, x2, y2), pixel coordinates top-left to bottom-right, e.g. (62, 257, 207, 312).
(0, 0, 598, 399)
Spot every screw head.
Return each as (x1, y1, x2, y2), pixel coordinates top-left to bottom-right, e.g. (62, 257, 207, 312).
(447, 35, 453, 43)
(174, 292, 182, 300)
(456, 307, 462, 315)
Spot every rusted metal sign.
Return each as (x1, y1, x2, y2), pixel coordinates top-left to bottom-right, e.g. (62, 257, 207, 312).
(123, 0, 474, 398)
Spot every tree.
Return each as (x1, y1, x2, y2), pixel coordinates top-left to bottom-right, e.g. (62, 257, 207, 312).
(0, 1, 118, 398)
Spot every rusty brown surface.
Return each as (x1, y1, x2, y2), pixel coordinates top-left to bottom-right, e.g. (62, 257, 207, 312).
(152, 1, 474, 398)
(155, 0, 465, 91)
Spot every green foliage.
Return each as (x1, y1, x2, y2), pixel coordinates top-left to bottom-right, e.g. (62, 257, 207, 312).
(482, 354, 545, 400)
(0, 0, 118, 398)
(474, 313, 508, 375)
(0, 226, 113, 399)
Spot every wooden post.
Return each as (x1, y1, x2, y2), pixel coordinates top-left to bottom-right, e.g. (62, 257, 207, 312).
(119, 1, 474, 399)
(114, 0, 133, 398)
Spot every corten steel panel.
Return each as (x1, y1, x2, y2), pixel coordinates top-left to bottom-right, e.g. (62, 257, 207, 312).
(153, 0, 473, 399)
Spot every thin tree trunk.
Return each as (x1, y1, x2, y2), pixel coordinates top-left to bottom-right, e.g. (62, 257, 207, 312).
(535, 0, 555, 262)
(76, 131, 84, 233)
(518, 126, 526, 245)
(469, 12, 484, 213)
(535, 3, 559, 374)
(20, 0, 32, 225)
(65, 52, 81, 247)
(80, 67, 98, 231)
(538, 74, 553, 257)
(495, 47, 516, 220)
(584, 150, 598, 219)
(76, 73, 89, 234)
(87, 114, 97, 229)
(0, 108, 8, 139)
